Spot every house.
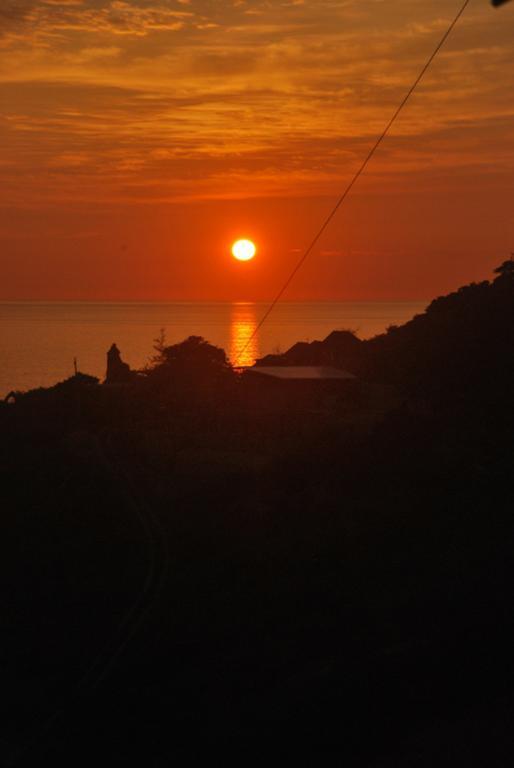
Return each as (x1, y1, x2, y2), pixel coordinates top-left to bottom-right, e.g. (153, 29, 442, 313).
(242, 365, 358, 411)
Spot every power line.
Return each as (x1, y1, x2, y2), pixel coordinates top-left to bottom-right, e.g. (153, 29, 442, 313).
(236, 0, 472, 365)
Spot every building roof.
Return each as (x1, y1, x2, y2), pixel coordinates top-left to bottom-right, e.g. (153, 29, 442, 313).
(246, 366, 356, 381)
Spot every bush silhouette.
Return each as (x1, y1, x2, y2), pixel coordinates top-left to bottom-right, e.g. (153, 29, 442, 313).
(145, 335, 235, 403)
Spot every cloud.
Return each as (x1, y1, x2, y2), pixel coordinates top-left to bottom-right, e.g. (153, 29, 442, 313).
(1, 1, 193, 39)
(1, 0, 513, 208)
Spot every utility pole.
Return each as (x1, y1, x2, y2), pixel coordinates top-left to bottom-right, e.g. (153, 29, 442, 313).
(73, 357, 78, 376)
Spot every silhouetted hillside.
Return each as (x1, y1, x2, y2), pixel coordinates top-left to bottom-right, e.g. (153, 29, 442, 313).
(257, 261, 514, 412)
(365, 262, 514, 407)
(1, 263, 514, 765)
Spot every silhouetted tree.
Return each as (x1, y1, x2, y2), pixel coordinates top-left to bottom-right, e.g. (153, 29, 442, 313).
(494, 258, 514, 280)
(151, 335, 229, 370)
(151, 328, 167, 365)
(146, 335, 234, 402)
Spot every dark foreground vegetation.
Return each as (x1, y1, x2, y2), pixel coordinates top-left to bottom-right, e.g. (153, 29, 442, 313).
(1, 262, 514, 765)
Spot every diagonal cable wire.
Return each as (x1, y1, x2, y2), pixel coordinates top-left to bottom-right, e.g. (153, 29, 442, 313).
(236, 0, 472, 366)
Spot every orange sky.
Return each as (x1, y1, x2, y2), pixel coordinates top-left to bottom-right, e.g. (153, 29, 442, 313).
(1, 0, 513, 300)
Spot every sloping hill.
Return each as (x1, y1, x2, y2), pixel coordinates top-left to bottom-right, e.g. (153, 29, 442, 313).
(257, 262, 514, 409)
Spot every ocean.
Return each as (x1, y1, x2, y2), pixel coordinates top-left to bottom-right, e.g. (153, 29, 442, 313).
(0, 301, 427, 396)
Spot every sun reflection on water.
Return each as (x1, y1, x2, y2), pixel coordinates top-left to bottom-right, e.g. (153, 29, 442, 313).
(230, 303, 260, 367)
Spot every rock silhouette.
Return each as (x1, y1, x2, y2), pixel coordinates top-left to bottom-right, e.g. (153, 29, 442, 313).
(105, 343, 133, 384)
(257, 329, 363, 371)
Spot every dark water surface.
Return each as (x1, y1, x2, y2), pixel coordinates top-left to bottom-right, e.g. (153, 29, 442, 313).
(1, 301, 426, 395)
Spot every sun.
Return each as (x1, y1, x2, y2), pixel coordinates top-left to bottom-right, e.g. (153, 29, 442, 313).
(232, 239, 256, 262)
